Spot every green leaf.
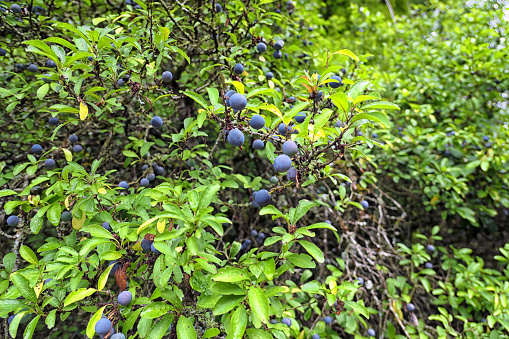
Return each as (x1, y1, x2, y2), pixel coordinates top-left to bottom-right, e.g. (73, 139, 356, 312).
(361, 101, 400, 110)
(0, 189, 17, 197)
(9, 312, 25, 338)
(330, 92, 349, 115)
(19, 245, 39, 265)
(259, 205, 287, 221)
(177, 315, 197, 339)
(141, 302, 173, 319)
(350, 112, 391, 128)
(63, 288, 96, 306)
(182, 91, 208, 108)
(343, 300, 369, 318)
(212, 268, 251, 283)
(204, 328, 220, 339)
(299, 240, 324, 263)
(63, 148, 73, 162)
(45, 309, 57, 329)
(23, 315, 40, 339)
(248, 287, 269, 325)
(3, 253, 16, 273)
(37, 84, 50, 99)
(286, 253, 316, 268)
(123, 150, 139, 158)
(207, 87, 219, 106)
(199, 63, 224, 77)
(227, 305, 247, 339)
(147, 314, 173, 339)
(347, 80, 371, 99)
(86, 306, 106, 338)
(213, 295, 245, 315)
(11, 273, 37, 302)
(290, 200, 316, 225)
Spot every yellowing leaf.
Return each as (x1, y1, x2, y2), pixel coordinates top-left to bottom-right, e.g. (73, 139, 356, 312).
(63, 148, 73, 162)
(331, 49, 359, 62)
(72, 212, 86, 231)
(157, 219, 166, 233)
(137, 217, 158, 235)
(34, 281, 44, 299)
(98, 188, 107, 194)
(132, 242, 142, 251)
(260, 104, 283, 120)
(225, 80, 244, 94)
(79, 102, 88, 120)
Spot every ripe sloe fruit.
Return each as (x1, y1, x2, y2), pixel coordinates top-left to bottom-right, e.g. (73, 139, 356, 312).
(425, 262, 433, 269)
(227, 128, 245, 146)
(367, 328, 375, 337)
(45, 159, 56, 168)
(95, 318, 112, 335)
(483, 135, 489, 142)
(155, 166, 165, 175)
(102, 222, 111, 231)
(274, 41, 283, 50)
(407, 303, 415, 312)
(251, 229, 258, 237)
(250, 115, 265, 129)
(360, 200, 369, 209)
(270, 176, 278, 184)
(141, 239, 152, 251)
(215, 3, 222, 12)
(282, 140, 298, 156)
(357, 277, 365, 285)
(225, 90, 236, 106)
(312, 335, 320, 339)
(252, 139, 265, 150)
(295, 112, 306, 123)
(282, 318, 292, 327)
(69, 134, 78, 143)
(316, 90, 323, 101)
(265, 72, 274, 80)
(273, 154, 292, 173)
(111, 334, 126, 339)
(73, 144, 83, 153)
(427, 244, 435, 252)
(372, 133, 378, 138)
(242, 239, 251, 250)
(278, 123, 292, 135)
(42, 74, 52, 83)
(273, 50, 282, 59)
(118, 181, 129, 189)
(324, 316, 332, 324)
(46, 59, 56, 68)
(117, 79, 124, 87)
(11, 4, 22, 13)
(31, 144, 43, 153)
(0, 48, 6, 56)
(329, 75, 342, 88)
(257, 232, 266, 240)
(229, 93, 247, 110)
(140, 178, 149, 186)
(288, 96, 296, 103)
(287, 167, 297, 181)
(485, 142, 492, 148)
(28, 64, 38, 72)
(151, 243, 161, 254)
(151, 116, 163, 128)
(49, 117, 59, 125)
(147, 173, 156, 181)
(7, 215, 19, 226)
(256, 42, 267, 52)
(118, 290, 132, 305)
(254, 189, 271, 206)
(61, 211, 72, 222)
(233, 63, 244, 74)
(162, 71, 173, 83)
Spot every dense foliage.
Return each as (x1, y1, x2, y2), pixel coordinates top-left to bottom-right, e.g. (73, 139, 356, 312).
(0, 0, 508, 338)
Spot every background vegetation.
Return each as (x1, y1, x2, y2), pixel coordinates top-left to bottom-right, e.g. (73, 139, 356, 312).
(1, 0, 508, 338)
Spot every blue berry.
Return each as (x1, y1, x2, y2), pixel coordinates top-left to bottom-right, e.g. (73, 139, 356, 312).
(45, 159, 56, 168)
(73, 144, 83, 153)
(102, 222, 111, 231)
(227, 129, 245, 147)
(282, 317, 292, 327)
(407, 303, 415, 312)
(31, 144, 43, 153)
(324, 316, 332, 324)
(233, 63, 244, 74)
(69, 134, 78, 143)
(265, 72, 274, 80)
(250, 115, 265, 129)
(162, 71, 173, 83)
(252, 139, 265, 150)
(95, 318, 112, 335)
(273, 154, 292, 173)
(295, 112, 306, 123)
(254, 189, 271, 206)
(141, 239, 152, 251)
(7, 215, 19, 226)
(282, 140, 298, 156)
(329, 75, 342, 88)
(229, 93, 247, 110)
(287, 167, 297, 182)
(49, 117, 59, 125)
(151, 116, 163, 128)
(140, 178, 149, 186)
(256, 42, 267, 53)
(118, 181, 129, 189)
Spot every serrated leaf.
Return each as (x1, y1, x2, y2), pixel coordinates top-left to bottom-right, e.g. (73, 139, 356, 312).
(11, 273, 37, 302)
(19, 245, 39, 265)
(332, 49, 359, 62)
